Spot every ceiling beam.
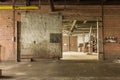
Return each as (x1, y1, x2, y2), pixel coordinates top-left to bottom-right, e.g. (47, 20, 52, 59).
(72, 32, 90, 34)
(76, 28, 97, 30)
(73, 31, 97, 33)
(70, 20, 77, 33)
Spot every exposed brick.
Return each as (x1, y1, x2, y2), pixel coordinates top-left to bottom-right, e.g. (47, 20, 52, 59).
(0, 5, 120, 61)
(0, 11, 14, 61)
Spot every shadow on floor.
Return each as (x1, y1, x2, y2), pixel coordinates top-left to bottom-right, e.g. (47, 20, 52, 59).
(0, 76, 14, 79)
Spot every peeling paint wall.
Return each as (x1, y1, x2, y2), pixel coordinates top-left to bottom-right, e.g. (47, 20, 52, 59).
(21, 13, 62, 59)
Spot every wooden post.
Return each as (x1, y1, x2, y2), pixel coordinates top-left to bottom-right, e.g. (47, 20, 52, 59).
(82, 32, 85, 52)
(16, 21, 21, 62)
(97, 20, 99, 54)
(0, 69, 2, 76)
(68, 35, 70, 51)
(70, 20, 77, 32)
(64, 0, 67, 10)
(88, 26, 93, 55)
(39, 0, 41, 9)
(89, 41, 93, 55)
(49, 0, 55, 11)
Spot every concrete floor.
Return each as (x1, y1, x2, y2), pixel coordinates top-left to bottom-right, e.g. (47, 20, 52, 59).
(62, 52, 98, 60)
(0, 60, 120, 80)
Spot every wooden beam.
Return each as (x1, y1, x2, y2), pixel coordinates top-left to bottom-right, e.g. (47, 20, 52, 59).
(97, 21, 99, 54)
(70, 20, 77, 32)
(72, 32, 90, 34)
(73, 31, 92, 33)
(77, 28, 97, 30)
(49, 0, 54, 11)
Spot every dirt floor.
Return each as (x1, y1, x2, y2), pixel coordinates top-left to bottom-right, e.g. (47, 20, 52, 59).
(0, 60, 120, 80)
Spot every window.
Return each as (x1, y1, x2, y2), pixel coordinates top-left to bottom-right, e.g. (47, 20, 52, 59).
(50, 33, 62, 43)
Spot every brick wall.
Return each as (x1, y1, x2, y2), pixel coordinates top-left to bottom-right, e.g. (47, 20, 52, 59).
(0, 11, 14, 61)
(62, 36, 69, 52)
(62, 35, 77, 52)
(0, 5, 120, 61)
(104, 8, 120, 60)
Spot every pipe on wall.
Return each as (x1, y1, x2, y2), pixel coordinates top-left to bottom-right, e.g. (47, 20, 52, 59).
(101, 0, 105, 60)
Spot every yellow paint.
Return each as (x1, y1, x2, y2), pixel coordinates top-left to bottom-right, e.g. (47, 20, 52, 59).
(0, 6, 13, 10)
(0, 6, 39, 10)
(15, 6, 39, 10)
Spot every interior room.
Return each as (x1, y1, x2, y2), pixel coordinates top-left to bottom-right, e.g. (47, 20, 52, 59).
(0, 0, 120, 80)
(62, 20, 99, 60)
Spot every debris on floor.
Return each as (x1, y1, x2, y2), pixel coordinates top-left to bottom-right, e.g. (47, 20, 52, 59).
(113, 57, 120, 63)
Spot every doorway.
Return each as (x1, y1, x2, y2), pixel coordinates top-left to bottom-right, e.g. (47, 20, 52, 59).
(17, 13, 62, 61)
(62, 20, 99, 60)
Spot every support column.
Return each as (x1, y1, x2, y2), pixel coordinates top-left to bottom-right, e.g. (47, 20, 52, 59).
(82, 32, 85, 53)
(99, 0, 105, 60)
(97, 21, 99, 54)
(49, 0, 55, 11)
(68, 35, 70, 51)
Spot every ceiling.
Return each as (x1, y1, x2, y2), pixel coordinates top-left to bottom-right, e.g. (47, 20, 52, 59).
(62, 20, 97, 35)
(0, 0, 116, 34)
(0, 0, 120, 5)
